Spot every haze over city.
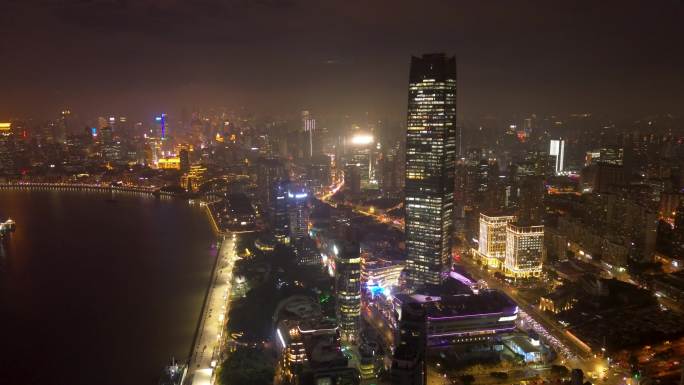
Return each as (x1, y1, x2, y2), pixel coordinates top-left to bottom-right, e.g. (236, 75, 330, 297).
(2, 0, 683, 120)
(1, 2, 684, 385)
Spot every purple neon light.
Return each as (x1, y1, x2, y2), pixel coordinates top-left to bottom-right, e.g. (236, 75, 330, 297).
(160, 114, 166, 138)
(428, 326, 516, 338)
(428, 311, 503, 321)
(449, 271, 474, 286)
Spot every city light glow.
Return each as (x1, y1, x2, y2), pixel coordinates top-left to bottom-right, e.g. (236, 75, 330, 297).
(349, 134, 374, 145)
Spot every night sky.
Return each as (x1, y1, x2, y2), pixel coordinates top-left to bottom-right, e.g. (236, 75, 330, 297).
(1, 0, 683, 121)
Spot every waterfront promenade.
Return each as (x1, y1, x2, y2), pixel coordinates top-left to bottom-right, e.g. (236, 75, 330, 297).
(0, 182, 174, 197)
(185, 234, 238, 385)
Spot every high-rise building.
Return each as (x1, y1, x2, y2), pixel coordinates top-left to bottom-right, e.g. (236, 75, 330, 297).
(302, 110, 316, 159)
(477, 213, 517, 269)
(271, 179, 290, 243)
(257, 157, 286, 209)
(100, 126, 122, 163)
(306, 154, 331, 194)
(404, 53, 457, 289)
(549, 139, 565, 175)
(179, 148, 190, 172)
(288, 186, 309, 245)
(334, 240, 361, 343)
(155, 113, 168, 139)
(56, 109, 72, 145)
(345, 132, 375, 189)
(504, 224, 544, 278)
(0, 122, 15, 175)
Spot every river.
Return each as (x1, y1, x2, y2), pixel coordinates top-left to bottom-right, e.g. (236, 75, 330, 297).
(0, 190, 216, 385)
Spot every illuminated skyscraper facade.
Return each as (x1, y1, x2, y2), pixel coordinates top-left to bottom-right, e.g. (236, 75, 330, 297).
(287, 186, 309, 245)
(271, 179, 290, 243)
(477, 214, 517, 269)
(301, 110, 316, 159)
(504, 224, 544, 278)
(335, 241, 361, 343)
(549, 139, 565, 175)
(404, 53, 457, 289)
(346, 133, 375, 189)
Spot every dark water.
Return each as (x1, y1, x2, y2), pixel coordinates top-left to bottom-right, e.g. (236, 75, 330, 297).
(0, 190, 216, 385)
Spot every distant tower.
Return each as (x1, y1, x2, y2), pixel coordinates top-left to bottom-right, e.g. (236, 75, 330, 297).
(57, 109, 72, 144)
(271, 179, 290, 243)
(549, 139, 565, 175)
(156, 113, 167, 139)
(179, 149, 190, 173)
(287, 185, 309, 245)
(257, 157, 286, 210)
(335, 240, 361, 343)
(404, 53, 457, 289)
(0, 122, 16, 174)
(302, 110, 316, 159)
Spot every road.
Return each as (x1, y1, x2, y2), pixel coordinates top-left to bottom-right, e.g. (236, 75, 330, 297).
(185, 235, 238, 385)
(459, 255, 585, 358)
(459, 253, 634, 385)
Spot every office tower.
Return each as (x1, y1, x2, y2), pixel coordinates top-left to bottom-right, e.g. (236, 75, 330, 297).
(334, 240, 361, 343)
(0, 122, 15, 175)
(56, 109, 72, 145)
(504, 223, 544, 278)
(287, 186, 309, 244)
(100, 126, 121, 163)
(306, 154, 331, 193)
(257, 157, 286, 209)
(346, 132, 374, 189)
(477, 213, 517, 269)
(302, 110, 316, 158)
(404, 53, 457, 289)
(155, 113, 168, 139)
(179, 149, 190, 173)
(345, 164, 361, 195)
(271, 179, 290, 243)
(549, 139, 565, 175)
(379, 139, 405, 196)
(517, 176, 545, 225)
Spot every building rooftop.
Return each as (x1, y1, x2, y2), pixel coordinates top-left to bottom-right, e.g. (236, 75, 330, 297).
(395, 289, 517, 319)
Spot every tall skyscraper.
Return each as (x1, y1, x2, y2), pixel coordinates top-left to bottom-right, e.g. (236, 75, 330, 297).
(271, 179, 290, 243)
(404, 53, 457, 289)
(345, 132, 375, 190)
(287, 186, 309, 245)
(257, 157, 286, 209)
(549, 139, 565, 175)
(335, 240, 361, 343)
(301, 110, 315, 159)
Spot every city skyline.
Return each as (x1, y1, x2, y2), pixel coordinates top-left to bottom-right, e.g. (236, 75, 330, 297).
(2, 2, 684, 385)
